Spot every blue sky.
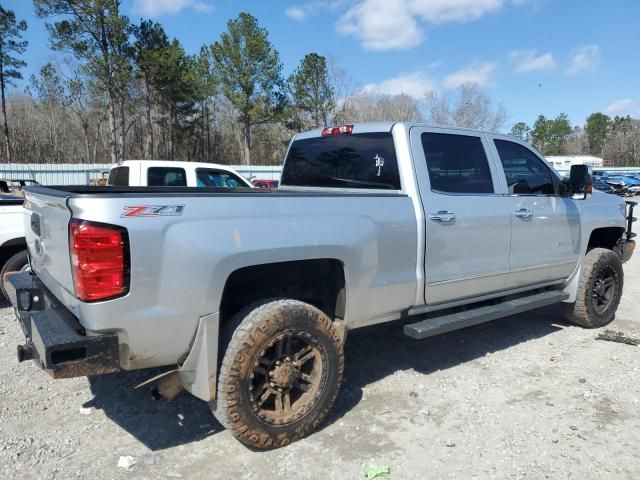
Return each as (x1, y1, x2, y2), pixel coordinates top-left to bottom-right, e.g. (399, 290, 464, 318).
(6, 0, 640, 129)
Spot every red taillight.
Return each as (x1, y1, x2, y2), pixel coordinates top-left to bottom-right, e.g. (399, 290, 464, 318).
(321, 124, 353, 136)
(70, 219, 129, 302)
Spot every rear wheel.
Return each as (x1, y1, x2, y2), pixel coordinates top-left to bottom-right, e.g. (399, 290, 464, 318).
(563, 248, 623, 328)
(211, 299, 344, 449)
(1, 250, 29, 300)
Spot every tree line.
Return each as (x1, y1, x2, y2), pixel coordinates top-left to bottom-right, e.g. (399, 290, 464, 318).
(2, 2, 437, 166)
(1, 1, 639, 166)
(510, 113, 640, 165)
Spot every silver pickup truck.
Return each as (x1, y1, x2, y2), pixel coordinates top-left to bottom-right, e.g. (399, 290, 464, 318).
(5, 122, 636, 449)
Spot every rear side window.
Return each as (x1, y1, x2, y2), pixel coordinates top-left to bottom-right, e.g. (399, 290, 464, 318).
(494, 139, 555, 195)
(147, 167, 187, 187)
(421, 133, 494, 194)
(108, 167, 129, 186)
(281, 132, 400, 190)
(196, 168, 246, 188)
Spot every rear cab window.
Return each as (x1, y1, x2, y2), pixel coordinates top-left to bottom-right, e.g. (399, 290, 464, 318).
(107, 167, 129, 186)
(281, 132, 401, 190)
(147, 167, 187, 187)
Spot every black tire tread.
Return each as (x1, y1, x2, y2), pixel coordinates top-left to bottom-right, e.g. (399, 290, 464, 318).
(564, 248, 623, 328)
(211, 298, 344, 448)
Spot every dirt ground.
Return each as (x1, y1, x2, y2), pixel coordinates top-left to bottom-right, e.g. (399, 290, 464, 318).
(1, 255, 639, 480)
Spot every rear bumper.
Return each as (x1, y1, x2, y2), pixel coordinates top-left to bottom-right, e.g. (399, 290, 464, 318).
(5, 271, 120, 378)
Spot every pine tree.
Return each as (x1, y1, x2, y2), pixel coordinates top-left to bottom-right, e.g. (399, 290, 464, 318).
(0, 6, 27, 162)
(289, 53, 335, 129)
(211, 13, 287, 165)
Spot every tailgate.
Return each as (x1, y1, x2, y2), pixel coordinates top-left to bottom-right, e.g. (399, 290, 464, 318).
(23, 189, 76, 303)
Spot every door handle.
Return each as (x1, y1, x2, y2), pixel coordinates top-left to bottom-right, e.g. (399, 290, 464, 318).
(513, 208, 533, 218)
(429, 211, 456, 222)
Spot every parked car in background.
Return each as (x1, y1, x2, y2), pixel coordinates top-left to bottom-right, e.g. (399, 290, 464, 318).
(107, 160, 253, 188)
(593, 178, 616, 194)
(7, 122, 636, 449)
(252, 179, 279, 189)
(621, 176, 640, 195)
(0, 194, 28, 300)
(602, 177, 629, 196)
(604, 176, 640, 196)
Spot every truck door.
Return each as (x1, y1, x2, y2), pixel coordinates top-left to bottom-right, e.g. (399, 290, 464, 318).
(488, 136, 580, 287)
(410, 127, 512, 305)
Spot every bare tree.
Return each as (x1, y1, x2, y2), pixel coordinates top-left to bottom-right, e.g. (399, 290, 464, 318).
(425, 84, 506, 131)
(336, 93, 424, 124)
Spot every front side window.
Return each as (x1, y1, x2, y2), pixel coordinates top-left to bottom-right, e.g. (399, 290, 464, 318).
(494, 139, 555, 195)
(281, 132, 400, 190)
(421, 133, 494, 194)
(147, 167, 187, 187)
(195, 169, 246, 188)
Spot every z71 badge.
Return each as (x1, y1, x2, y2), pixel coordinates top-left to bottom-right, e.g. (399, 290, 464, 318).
(121, 205, 185, 217)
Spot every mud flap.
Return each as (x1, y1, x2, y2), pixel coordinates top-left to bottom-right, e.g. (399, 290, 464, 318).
(178, 312, 219, 401)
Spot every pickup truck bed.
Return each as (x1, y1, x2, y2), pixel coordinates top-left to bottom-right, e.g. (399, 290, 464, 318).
(21, 183, 418, 370)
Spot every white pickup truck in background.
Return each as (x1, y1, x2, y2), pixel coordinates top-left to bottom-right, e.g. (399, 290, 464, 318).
(107, 160, 254, 188)
(0, 194, 29, 300)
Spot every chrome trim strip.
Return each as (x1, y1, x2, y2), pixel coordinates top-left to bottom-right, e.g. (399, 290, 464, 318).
(427, 270, 509, 285)
(510, 260, 576, 274)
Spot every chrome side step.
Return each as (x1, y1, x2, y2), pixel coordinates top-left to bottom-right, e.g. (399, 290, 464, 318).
(404, 290, 569, 340)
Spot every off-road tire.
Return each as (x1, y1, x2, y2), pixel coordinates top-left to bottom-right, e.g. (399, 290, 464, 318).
(563, 248, 623, 328)
(1, 249, 29, 300)
(211, 299, 344, 449)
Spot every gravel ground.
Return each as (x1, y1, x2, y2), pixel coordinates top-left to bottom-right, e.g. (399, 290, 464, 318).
(1, 254, 639, 480)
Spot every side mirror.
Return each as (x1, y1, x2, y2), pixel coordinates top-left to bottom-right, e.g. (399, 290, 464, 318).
(568, 165, 593, 200)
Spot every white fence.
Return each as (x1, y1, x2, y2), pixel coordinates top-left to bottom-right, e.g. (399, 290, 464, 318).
(0, 163, 283, 185)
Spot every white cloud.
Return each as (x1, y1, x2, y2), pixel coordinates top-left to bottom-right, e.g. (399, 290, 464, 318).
(410, 0, 503, 23)
(442, 61, 496, 88)
(285, 6, 307, 21)
(508, 50, 556, 72)
(285, 1, 346, 22)
(336, 0, 532, 50)
(131, 0, 213, 17)
(604, 99, 640, 118)
(566, 45, 601, 75)
(359, 71, 436, 98)
(337, 0, 423, 50)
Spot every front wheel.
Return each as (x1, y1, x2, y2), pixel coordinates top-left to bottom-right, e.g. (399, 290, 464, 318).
(563, 248, 624, 328)
(211, 299, 344, 449)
